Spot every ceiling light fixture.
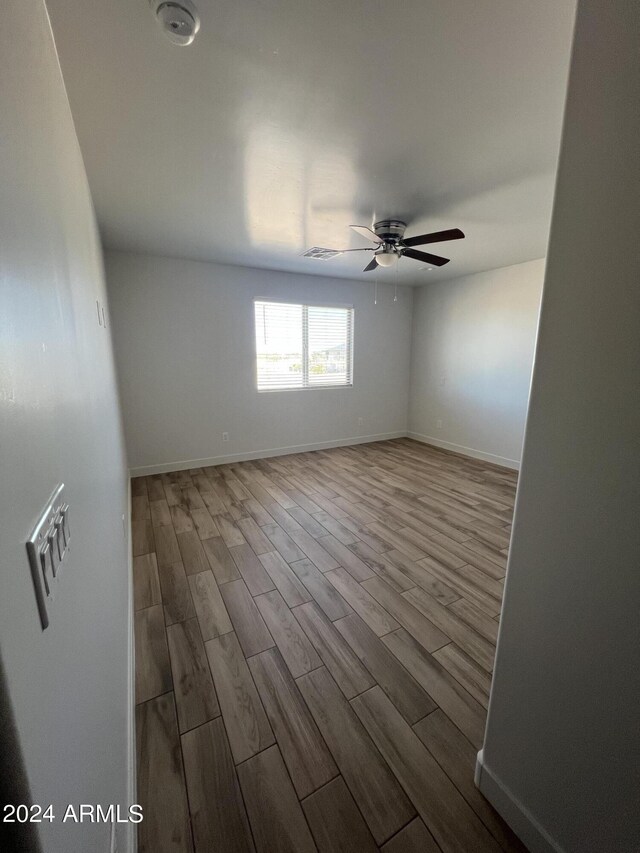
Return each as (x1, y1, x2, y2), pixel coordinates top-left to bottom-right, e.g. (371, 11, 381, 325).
(375, 250, 396, 268)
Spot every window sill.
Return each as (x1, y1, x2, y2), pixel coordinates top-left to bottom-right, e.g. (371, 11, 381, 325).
(257, 384, 354, 393)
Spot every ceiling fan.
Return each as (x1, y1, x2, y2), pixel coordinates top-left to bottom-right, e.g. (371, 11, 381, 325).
(303, 219, 465, 272)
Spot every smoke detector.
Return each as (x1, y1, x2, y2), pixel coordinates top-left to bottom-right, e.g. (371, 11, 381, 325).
(150, 0, 200, 45)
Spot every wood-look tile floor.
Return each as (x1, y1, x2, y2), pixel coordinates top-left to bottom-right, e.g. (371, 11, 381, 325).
(132, 438, 527, 853)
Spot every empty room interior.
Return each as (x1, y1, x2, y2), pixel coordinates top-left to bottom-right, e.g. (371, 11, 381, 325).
(1, 1, 639, 852)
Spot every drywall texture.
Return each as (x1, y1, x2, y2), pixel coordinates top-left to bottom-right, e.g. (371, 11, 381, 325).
(0, 3, 130, 852)
(408, 259, 544, 468)
(106, 251, 414, 473)
(479, 1, 640, 851)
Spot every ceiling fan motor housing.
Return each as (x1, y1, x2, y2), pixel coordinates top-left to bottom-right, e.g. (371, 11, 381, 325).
(373, 220, 407, 243)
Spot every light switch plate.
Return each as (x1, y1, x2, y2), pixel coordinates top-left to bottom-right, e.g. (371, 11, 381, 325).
(26, 484, 71, 630)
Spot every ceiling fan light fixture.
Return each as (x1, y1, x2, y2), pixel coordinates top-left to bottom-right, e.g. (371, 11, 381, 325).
(376, 251, 396, 268)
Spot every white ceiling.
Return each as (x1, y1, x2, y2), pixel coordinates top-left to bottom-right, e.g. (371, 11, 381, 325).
(47, 0, 575, 285)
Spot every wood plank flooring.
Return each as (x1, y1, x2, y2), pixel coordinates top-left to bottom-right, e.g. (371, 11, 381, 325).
(133, 438, 527, 852)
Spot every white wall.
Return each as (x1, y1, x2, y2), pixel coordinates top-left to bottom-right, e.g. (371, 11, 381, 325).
(106, 251, 414, 474)
(408, 259, 544, 468)
(477, 1, 640, 851)
(0, 3, 131, 852)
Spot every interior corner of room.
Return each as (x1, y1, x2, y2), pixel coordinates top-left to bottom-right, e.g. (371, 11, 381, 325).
(1, 1, 638, 852)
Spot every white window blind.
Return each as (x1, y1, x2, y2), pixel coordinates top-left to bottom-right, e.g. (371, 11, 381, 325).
(254, 300, 354, 391)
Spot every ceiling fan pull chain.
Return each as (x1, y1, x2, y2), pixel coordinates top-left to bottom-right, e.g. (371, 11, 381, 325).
(374, 278, 378, 306)
(394, 258, 398, 302)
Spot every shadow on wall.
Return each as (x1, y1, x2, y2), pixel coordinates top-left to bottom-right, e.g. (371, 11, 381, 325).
(0, 655, 42, 853)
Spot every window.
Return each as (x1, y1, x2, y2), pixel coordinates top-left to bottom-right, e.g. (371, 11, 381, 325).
(254, 300, 354, 391)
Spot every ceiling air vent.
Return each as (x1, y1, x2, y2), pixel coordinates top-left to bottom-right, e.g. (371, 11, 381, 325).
(302, 247, 344, 260)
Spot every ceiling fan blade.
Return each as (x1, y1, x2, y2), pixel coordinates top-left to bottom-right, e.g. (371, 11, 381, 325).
(350, 225, 383, 244)
(402, 248, 450, 266)
(363, 257, 378, 272)
(402, 228, 465, 248)
(302, 246, 373, 260)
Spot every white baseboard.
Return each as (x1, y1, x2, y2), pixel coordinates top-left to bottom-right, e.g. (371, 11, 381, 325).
(129, 432, 406, 477)
(475, 750, 564, 853)
(125, 479, 137, 853)
(407, 432, 520, 470)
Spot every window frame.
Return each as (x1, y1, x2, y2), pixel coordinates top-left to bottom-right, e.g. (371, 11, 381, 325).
(253, 298, 355, 393)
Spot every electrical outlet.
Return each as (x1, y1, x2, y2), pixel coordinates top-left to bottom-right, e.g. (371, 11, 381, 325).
(436, 419, 443, 429)
(222, 432, 229, 442)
